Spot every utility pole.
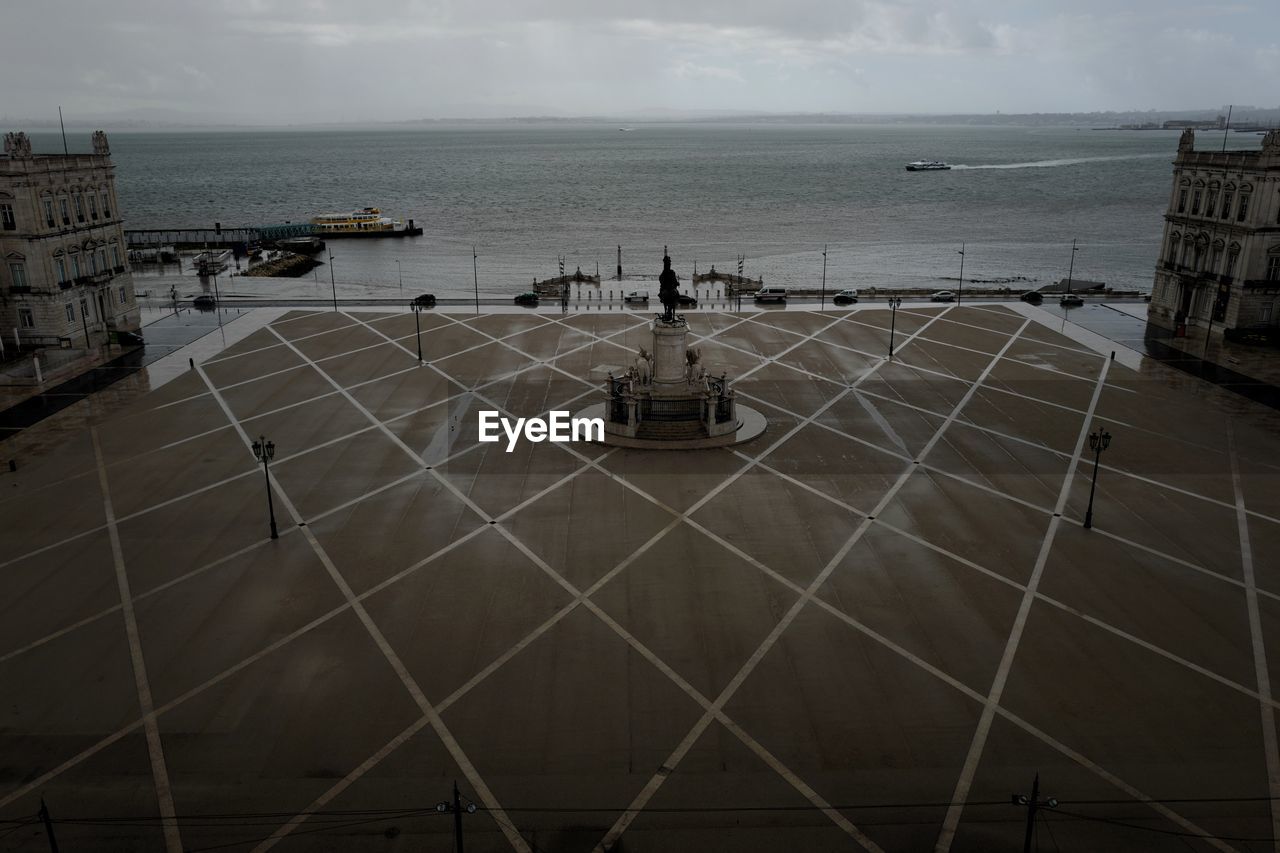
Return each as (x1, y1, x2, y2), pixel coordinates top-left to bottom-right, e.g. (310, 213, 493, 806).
(39, 797, 59, 853)
(1222, 104, 1233, 152)
(472, 246, 480, 314)
(956, 243, 965, 303)
(616, 245, 622, 281)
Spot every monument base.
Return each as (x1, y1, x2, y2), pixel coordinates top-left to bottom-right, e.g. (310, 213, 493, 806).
(577, 402, 768, 450)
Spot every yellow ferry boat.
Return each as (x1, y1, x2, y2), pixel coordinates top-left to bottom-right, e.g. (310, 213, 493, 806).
(311, 207, 400, 233)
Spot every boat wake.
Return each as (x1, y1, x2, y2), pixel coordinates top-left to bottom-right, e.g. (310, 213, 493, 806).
(950, 153, 1168, 170)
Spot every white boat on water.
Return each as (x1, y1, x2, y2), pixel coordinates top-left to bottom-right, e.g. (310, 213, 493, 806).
(905, 160, 951, 171)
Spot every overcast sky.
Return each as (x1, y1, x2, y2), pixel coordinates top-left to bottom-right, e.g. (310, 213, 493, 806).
(4, 0, 1277, 124)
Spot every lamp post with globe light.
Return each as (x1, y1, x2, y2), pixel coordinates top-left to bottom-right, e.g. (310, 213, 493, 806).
(437, 782, 477, 853)
(888, 296, 903, 359)
(251, 435, 279, 540)
(411, 300, 424, 364)
(1083, 426, 1112, 529)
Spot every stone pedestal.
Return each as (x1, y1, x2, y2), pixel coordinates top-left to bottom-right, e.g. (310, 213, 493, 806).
(650, 318, 688, 394)
(590, 311, 766, 449)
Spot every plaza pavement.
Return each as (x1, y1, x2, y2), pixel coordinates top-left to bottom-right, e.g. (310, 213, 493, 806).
(2, 302, 1280, 852)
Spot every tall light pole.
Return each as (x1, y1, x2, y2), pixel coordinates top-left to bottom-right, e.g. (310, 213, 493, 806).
(472, 246, 480, 314)
(1065, 238, 1079, 296)
(1083, 426, 1112, 530)
(328, 249, 338, 312)
(1013, 774, 1058, 853)
(820, 244, 828, 310)
(80, 299, 91, 349)
(436, 782, 477, 853)
(396, 259, 403, 292)
(1204, 301, 1215, 360)
(956, 243, 965, 303)
(888, 295, 903, 359)
(251, 435, 279, 540)
(412, 300, 423, 364)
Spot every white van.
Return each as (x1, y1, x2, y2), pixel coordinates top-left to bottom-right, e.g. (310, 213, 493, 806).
(754, 286, 787, 303)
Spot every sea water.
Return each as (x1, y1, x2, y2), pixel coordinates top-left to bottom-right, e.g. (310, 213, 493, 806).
(28, 123, 1262, 298)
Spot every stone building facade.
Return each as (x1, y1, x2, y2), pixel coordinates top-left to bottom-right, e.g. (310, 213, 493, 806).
(1147, 129, 1280, 335)
(0, 130, 140, 352)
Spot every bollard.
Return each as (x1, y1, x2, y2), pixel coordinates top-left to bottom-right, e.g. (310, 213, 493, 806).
(189, 357, 195, 369)
(1111, 351, 1116, 360)
(33, 355, 42, 385)
(8, 460, 15, 472)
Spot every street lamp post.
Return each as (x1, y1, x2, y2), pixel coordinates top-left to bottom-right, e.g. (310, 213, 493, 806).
(1012, 774, 1058, 853)
(820, 244, 828, 310)
(251, 435, 279, 540)
(80, 299, 91, 349)
(395, 259, 403, 292)
(328, 249, 338, 312)
(888, 296, 903, 359)
(1065, 238, 1079, 297)
(1203, 289, 1217, 360)
(1083, 426, 1112, 530)
(436, 782, 477, 853)
(956, 243, 965, 304)
(472, 246, 480, 314)
(412, 301, 423, 364)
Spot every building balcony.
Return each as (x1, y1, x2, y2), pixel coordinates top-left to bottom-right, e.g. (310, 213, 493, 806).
(8, 285, 33, 295)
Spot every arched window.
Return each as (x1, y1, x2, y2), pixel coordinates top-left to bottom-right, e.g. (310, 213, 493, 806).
(1238, 184, 1254, 223)
(1205, 182, 1219, 218)
(1178, 177, 1191, 213)
(1169, 232, 1181, 264)
(1211, 238, 1224, 274)
(1226, 242, 1241, 277)
(1192, 179, 1205, 215)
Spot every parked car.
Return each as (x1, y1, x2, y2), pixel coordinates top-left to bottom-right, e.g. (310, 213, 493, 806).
(1019, 291, 1043, 304)
(832, 289, 858, 305)
(192, 294, 217, 309)
(930, 290, 955, 302)
(412, 293, 437, 308)
(624, 291, 649, 304)
(115, 331, 145, 346)
(754, 286, 787, 303)
(676, 292, 698, 307)
(1059, 293, 1084, 307)
(514, 291, 539, 307)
